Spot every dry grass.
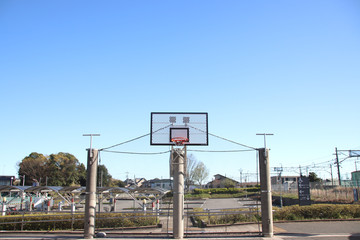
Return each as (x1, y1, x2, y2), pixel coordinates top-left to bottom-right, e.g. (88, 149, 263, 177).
(311, 187, 355, 204)
(273, 187, 357, 204)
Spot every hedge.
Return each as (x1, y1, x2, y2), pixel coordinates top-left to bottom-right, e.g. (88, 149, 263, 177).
(273, 204, 360, 221)
(191, 204, 360, 226)
(191, 207, 260, 227)
(193, 187, 259, 195)
(0, 212, 157, 231)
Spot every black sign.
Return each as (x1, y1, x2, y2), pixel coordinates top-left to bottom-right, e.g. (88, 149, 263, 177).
(298, 176, 311, 206)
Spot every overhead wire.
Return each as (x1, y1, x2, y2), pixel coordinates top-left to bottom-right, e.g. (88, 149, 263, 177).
(99, 124, 172, 151)
(188, 149, 254, 153)
(101, 150, 171, 155)
(99, 133, 150, 151)
(208, 132, 257, 150)
(187, 124, 257, 150)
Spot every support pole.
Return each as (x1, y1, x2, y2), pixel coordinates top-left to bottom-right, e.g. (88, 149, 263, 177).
(84, 149, 98, 239)
(259, 148, 273, 238)
(172, 147, 185, 239)
(335, 147, 341, 186)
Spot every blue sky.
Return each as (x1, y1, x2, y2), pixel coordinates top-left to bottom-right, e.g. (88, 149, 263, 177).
(1, 0, 359, 184)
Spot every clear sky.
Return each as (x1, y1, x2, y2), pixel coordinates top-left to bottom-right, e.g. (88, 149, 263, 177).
(1, 0, 359, 184)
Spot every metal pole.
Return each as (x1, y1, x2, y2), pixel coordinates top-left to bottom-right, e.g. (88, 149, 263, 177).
(330, 164, 334, 187)
(172, 147, 185, 239)
(259, 148, 273, 238)
(84, 149, 98, 239)
(335, 147, 341, 186)
(83, 134, 100, 157)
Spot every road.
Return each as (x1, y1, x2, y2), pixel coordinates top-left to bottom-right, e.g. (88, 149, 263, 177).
(275, 221, 360, 240)
(200, 197, 259, 210)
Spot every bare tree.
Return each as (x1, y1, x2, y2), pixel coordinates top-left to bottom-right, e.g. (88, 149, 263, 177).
(185, 154, 198, 191)
(192, 161, 209, 188)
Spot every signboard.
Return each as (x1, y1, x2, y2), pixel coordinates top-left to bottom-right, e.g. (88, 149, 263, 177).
(298, 176, 311, 206)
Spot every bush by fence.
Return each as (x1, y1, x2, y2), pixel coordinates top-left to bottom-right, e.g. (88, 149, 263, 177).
(273, 204, 360, 221)
(193, 187, 259, 195)
(0, 212, 158, 231)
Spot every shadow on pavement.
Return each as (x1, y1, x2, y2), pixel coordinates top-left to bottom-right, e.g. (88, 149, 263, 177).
(348, 233, 360, 240)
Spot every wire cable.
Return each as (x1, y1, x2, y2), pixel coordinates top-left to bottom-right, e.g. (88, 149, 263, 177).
(187, 124, 257, 150)
(208, 132, 257, 150)
(101, 150, 171, 155)
(188, 149, 255, 153)
(100, 124, 172, 151)
(100, 133, 150, 151)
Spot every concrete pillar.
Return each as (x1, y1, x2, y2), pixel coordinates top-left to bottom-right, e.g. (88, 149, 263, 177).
(172, 148, 185, 239)
(259, 148, 273, 237)
(84, 149, 98, 239)
(29, 197, 33, 212)
(142, 199, 147, 213)
(71, 196, 76, 214)
(113, 198, 116, 212)
(1, 197, 7, 216)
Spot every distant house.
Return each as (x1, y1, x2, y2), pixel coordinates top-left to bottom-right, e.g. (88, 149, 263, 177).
(271, 176, 299, 185)
(271, 176, 299, 191)
(351, 171, 360, 186)
(206, 174, 239, 188)
(124, 178, 146, 188)
(143, 178, 173, 190)
(0, 176, 15, 186)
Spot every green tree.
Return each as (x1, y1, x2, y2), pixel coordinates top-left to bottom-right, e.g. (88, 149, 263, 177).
(97, 164, 112, 187)
(309, 172, 321, 182)
(46, 153, 82, 186)
(110, 178, 125, 187)
(18, 152, 48, 185)
(222, 178, 236, 188)
(78, 163, 87, 186)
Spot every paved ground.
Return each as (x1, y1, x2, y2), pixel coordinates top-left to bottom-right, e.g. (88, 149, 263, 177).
(2, 198, 359, 239)
(1, 221, 359, 239)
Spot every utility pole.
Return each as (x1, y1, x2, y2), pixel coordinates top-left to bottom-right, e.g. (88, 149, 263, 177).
(172, 147, 185, 239)
(256, 133, 274, 186)
(83, 134, 100, 239)
(258, 148, 273, 237)
(84, 148, 98, 239)
(335, 147, 341, 186)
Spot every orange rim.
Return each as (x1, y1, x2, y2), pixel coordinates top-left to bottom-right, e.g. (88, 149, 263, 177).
(171, 137, 189, 145)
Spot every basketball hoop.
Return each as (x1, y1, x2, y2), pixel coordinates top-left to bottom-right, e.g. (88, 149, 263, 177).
(171, 137, 189, 146)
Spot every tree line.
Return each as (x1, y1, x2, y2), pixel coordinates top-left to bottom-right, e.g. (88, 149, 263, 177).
(17, 152, 209, 188)
(17, 152, 123, 187)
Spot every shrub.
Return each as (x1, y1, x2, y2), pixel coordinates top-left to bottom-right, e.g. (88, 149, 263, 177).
(0, 212, 157, 231)
(273, 204, 360, 221)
